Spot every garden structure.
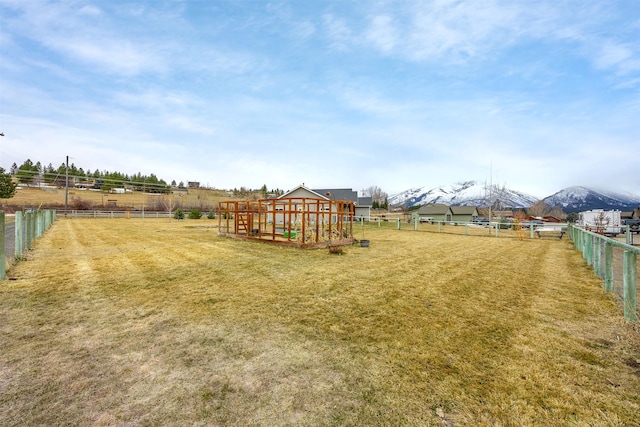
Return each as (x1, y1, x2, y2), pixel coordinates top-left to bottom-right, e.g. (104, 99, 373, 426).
(218, 197, 355, 248)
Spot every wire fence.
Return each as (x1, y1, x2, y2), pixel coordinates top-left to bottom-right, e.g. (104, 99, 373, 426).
(363, 216, 568, 240)
(567, 224, 639, 322)
(1, 210, 57, 279)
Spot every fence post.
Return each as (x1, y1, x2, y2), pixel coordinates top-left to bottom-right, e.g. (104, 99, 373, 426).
(25, 211, 33, 250)
(397, 218, 400, 230)
(414, 218, 418, 231)
(437, 221, 441, 233)
(594, 237, 602, 278)
(15, 211, 23, 259)
(623, 250, 637, 322)
(34, 211, 40, 239)
(604, 241, 613, 292)
(0, 212, 5, 280)
(586, 234, 593, 266)
(576, 227, 583, 251)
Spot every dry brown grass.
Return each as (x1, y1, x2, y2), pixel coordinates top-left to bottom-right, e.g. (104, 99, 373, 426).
(0, 186, 236, 212)
(1, 219, 638, 426)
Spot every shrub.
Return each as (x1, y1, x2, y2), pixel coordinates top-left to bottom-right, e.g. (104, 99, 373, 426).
(173, 209, 184, 220)
(188, 209, 203, 219)
(71, 197, 93, 210)
(207, 211, 215, 219)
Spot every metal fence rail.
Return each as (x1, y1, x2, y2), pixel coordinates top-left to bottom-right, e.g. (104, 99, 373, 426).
(367, 217, 565, 239)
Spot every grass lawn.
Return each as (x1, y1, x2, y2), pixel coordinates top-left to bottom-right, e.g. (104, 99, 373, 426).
(1, 218, 638, 426)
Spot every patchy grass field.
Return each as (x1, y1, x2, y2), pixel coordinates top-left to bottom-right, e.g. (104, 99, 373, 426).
(1, 219, 638, 426)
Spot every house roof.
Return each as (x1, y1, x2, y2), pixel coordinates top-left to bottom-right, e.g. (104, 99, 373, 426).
(279, 185, 371, 206)
(357, 196, 373, 207)
(313, 188, 357, 202)
(416, 204, 452, 215)
(450, 206, 478, 215)
(492, 210, 514, 218)
(278, 185, 327, 199)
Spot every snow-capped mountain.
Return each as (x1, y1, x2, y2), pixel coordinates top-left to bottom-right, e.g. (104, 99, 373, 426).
(388, 180, 539, 209)
(389, 182, 640, 211)
(543, 186, 640, 212)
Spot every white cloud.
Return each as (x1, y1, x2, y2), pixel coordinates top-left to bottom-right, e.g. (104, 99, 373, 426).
(323, 14, 353, 51)
(366, 15, 397, 53)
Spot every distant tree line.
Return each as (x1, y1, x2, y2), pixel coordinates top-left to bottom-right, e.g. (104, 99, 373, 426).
(8, 159, 171, 193)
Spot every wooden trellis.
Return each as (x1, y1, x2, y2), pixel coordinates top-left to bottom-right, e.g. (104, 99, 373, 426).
(218, 197, 355, 248)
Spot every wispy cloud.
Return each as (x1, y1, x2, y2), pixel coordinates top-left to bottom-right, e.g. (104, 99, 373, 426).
(323, 13, 354, 51)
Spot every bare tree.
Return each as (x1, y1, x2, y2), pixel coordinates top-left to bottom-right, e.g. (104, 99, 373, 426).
(364, 186, 388, 207)
(593, 211, 610, 235)
(527, 200, 552, 217)
(484, 182, 509, 220)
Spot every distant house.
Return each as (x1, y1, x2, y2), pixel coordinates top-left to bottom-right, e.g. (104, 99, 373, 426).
(278, 185, 372, 219)
(492, 210, 513, 219)
(450, 206, 479, 223)
(542, 215, 563, 223)
(188, 181, 200, 189)
(413, 204, 479, 223)
(622, 207, 640, 220)
(413, 204, 453, 222)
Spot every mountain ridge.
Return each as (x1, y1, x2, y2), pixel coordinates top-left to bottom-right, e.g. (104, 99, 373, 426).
(389, 182, 640, 212)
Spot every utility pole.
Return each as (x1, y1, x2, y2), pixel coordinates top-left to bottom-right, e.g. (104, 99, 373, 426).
(64, 155, 69, 214)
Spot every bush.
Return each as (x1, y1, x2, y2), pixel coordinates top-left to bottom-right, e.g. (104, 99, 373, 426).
(173, 209, 184, 220)
(207, 211, 215, 219)
(71, 197, 93, 210)
(188, 209, 203, 219)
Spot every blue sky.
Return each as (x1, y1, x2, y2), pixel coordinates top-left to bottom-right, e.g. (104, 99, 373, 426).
(1, 0, 638, 199)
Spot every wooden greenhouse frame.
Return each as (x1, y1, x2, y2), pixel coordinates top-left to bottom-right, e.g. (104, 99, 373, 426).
(218, 197, 355, 248)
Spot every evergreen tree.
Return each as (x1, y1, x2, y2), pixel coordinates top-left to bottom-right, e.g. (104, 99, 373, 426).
(0, 167, 17, 198)
(16, 159, 39, 184)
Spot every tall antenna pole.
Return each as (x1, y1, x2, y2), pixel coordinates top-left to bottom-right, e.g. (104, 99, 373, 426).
(64, 155, 69, 214)
(488, 160, 493, 223)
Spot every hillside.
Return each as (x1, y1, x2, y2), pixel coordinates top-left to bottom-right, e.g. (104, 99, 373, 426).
(543, 186, 640, 212)
(0, 186, 241, 213)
